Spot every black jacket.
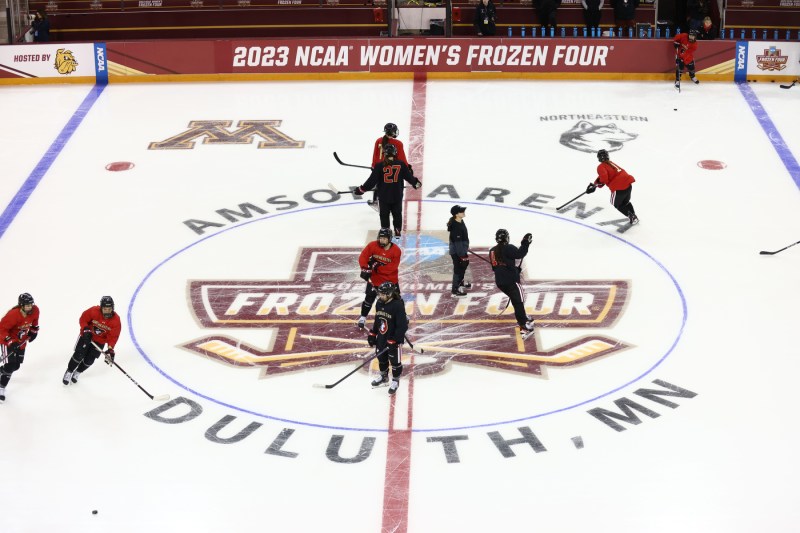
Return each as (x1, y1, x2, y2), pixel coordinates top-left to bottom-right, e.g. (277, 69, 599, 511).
(489, 241, 529, 285)
(474, 1, 497, 35)
(447, 217, 470, 257)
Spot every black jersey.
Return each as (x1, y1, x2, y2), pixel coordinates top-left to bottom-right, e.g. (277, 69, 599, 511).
(489, 241, 529, 285)
(371, 296, 408, 347)
(360, 161, 419, 204)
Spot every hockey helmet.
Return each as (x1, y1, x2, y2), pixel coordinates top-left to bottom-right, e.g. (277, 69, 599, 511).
(377, 281, 396, 296)
(18, 292, 34, 307)
(383, 123, 399, 138)
(377, 228, 392, 243)
(100, 295, 115, 318)
(688, 30, 698, 41)
(383, 143, 398, 159)
(495, 229, 510, 243)
(597, 149, 610, 162)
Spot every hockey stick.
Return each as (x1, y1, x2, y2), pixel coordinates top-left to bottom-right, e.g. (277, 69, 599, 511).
(759, 239, 800, 255)
(327, 182, 362, 196)
(780, 79, 798, 89)
(556, 191, 587, 211)
(333, 152, 372, 170)
(313, 347, 389, 389)
(92, 342, 170, 401)
(467, 249, 492, 264)
(404, 335, 424, 354)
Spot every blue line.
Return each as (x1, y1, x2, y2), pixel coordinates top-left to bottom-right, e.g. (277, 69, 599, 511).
(737, 82, 800, 190)
(0, 84, 106, 239)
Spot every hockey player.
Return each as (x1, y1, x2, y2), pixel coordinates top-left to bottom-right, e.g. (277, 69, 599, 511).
(674, 30, 699, 88)
(585, 149, 639, 225)
(356, 228, 402, 329)
(0, 293, 40, 401)
(447, 205, 472, 297)
(355, 144, 421, 239)
(367, 282, 408, 395)
(369, 123, 413, 209)
(62, 296, 121, 385)
(490, 230, 534, 339)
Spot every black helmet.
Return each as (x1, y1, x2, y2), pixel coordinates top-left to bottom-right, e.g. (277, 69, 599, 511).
(18, 293, 34, 307)
(495, 229, 509, 243)
(377, 281, 396, 295)
(450, 205, 466, 216)
(383, 123, 399, 138)
(597, 149, 610, 162)
(688, 30, 698, 41)
(383, 144, 398, 158)
(100, 296, 115, 318)
(377, 228, 392, 242)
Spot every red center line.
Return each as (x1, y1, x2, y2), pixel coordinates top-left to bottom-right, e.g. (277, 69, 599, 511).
(381, 72, 427, 533)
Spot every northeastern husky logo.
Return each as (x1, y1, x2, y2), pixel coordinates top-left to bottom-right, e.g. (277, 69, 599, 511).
(559, 120, 638, 154)
(182, 244, 631, 379)
(149, 120, 305, 150)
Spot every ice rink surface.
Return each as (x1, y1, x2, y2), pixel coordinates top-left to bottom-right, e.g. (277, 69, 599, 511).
(0, 77, 799, 533)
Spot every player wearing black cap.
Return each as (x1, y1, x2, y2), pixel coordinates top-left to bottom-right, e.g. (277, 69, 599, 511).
(447, 205, 472, 296)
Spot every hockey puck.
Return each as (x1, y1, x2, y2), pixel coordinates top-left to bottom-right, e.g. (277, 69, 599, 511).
(673, 108, 677, 111)
(92, 510, 98, 515)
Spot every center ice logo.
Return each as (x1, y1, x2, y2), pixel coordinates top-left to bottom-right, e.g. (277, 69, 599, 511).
(181, 244, 631, 379)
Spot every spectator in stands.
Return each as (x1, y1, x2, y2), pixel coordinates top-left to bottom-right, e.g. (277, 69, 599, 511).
(686, 0, 709, 31)
(696, 15, 716, 39)
(536, 0, 561, 35)
(611, 0, 638, 31)
(31, 10, 50, 42)
(582, 0, 603, 34)
(474, 0, 497, 36)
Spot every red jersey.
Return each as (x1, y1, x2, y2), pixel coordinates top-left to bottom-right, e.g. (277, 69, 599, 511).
(0, 305, 40, 346)
(673, 33, 698, 64)
(372, 137, 408, 167)
(79, 306, 121, 349)
(359, 241, 402, 286)
(596, 160, 635, 192)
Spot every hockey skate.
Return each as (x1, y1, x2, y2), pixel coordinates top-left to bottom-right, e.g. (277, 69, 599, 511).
(71, 371, 81, 384)
(690, 75, 699, 84)
(460, 282, 472, 290)
(388, 380, 400, 395)
(629, 213, 639, 225)
(451, 286, 467, 297)
(62, 371, 72, 385)
(520, 321, 535, 341)
(356, 316, 366, 329)
(674, 79, 681, 92)
(393, 228, 401, 239)
(371, 372, 389, 387)
(0, 386, 5, 402)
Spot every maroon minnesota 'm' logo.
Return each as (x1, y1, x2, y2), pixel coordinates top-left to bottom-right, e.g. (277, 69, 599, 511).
(183, 246, 630, 379)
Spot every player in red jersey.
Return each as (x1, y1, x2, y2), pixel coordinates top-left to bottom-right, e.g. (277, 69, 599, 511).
(0, 293, 40, 401)
(62, 296, 122, 385)
(355, 144, 420, 239)
(585, 149, 639, 225)
(356, 228, 403, 329)
(674, 30, 699, 87)
(368, 123, 412, 209)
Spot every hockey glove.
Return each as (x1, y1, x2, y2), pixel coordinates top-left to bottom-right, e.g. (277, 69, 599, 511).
(460, 256, 470, 265)
(360, 269, 372, 282)
(354, 186, 365, 196)
(27, 326, 39, 342)
(104, 347, 115, 366)
(522, 233, 533, 244)
(8, 341, 20, 353)
(367, 332, 377, 347)
(412, 179, 422, 190)
(586, 183, 597, 194)
(386, 339, 398, 359)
